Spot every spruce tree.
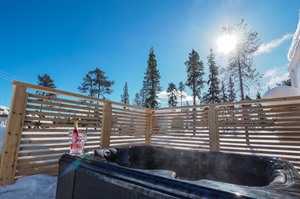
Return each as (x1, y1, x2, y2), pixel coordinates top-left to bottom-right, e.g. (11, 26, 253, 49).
(178, 81, 186, 106)
(78, 67, 115, 99)
(228, 76, 236, 102)
(167, 82, 178, 107)
(133, 93, 142, 106)
(220, 81, 228, 102)
(121, 82, 130, 104)
(36, 73, 56, 97)
(141, 47, 161, 108)
(138, 89, 146, 107)
(222, 19, 262, 100)
(202, 49, 221, 104)
(185, 49, 205, 106)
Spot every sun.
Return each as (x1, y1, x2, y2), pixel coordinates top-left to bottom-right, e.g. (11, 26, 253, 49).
(217, 34, 237, 54)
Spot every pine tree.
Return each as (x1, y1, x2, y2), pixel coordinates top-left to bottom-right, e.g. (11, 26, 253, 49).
(78, 67, 115, 99)
(133, 93, 142, 106)
(36, 73, 56, 97)
(222, 19, 262, 100)
(178, 81, 186, 106)
(167, 82, 178, 107)
(121, 82, 130, 104)
(185, 49, 205, 106)
(228, 76, 236, 102)
(141, 47, 161, 108)
(220, 81, 228, 102)
(202, 49, 221, 104)
(77, 74, 95, 97)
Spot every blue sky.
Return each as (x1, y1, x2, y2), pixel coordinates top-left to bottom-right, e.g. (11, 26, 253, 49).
(1, 0, 299, 107)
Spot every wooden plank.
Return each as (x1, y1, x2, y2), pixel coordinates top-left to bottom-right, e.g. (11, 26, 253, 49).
(110, 132, 146, 136)
(100, 102, 112, 148)
(27, 98, 103, 112)
(19, 144, 70, 150)
(24, 116, 102, 124)
(219, 139, 300, 145)
(151, 138, 209, 145)
(17, 154, 62, 164)
(25, 111, 101, 121)
(16, 160, 58, 170)
(22, 128, 101, 133)
(152, 129, 209, 133)
(28, 93, 104, 109)
(110, 138, 146, 143)
(16, 166, 58, 177)
(152, 136, 209, 141)
(151, 142, 209, 149)
(219, 146, 300, 156)
(219, 137, 299, 142)
(18, 149, 69, 157)
(26, 104, 101, 116)
(112, 108, 147, 115)
(14, 81, 148, 110)
(0, 84, 28, 185)
(109, 143, 146, 147)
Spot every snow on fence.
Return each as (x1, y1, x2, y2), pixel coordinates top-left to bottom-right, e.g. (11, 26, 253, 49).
(0, 81, 300, 185)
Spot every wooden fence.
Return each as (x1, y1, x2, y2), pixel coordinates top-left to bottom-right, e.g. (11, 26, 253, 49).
(0, 81, 299, 185)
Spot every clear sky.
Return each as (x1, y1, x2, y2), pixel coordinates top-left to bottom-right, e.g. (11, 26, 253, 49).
(1, 0, 299, 107)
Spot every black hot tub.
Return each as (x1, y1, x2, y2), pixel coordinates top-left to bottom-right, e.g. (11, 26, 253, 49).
(56, 146, 300, 199)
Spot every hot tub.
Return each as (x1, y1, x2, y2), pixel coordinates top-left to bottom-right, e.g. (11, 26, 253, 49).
(56, 146, 300, 199)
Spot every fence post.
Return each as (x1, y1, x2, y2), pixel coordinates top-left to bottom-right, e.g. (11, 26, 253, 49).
(0, 83, 28, 185)
(146, 109, 153, 146)
(208, 105, 220, 152)
(100, 102, 112, 148)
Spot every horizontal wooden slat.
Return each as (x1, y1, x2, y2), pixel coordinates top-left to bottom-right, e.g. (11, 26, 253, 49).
(16, 165, 59, 177)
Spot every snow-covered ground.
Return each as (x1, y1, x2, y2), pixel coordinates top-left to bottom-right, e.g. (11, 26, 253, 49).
(0, 106, 9, 125)
(0, 124, 57, 199)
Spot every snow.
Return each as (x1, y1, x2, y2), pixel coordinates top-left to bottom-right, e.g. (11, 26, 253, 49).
(0, 124, 6, 154)
(262, 86, 300, 106)
(0, 106, 9, 116)
(0, 124, 57, 199)
(0, 174, 57, 199)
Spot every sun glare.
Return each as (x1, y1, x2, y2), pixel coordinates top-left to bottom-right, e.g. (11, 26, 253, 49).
(217, 34, 237, 54)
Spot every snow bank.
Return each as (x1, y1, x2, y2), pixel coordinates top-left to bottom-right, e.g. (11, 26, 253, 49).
(0, 106, 9, 116)
(262, 86, 300, 105)
(0, 124, 57, 198)
(0, 174, 57, 199)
